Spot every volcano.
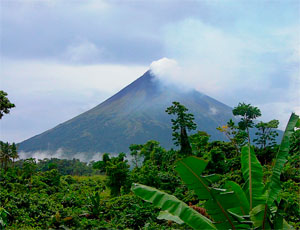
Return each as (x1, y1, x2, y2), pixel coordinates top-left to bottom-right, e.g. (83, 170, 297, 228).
(18, 71, 235, 158)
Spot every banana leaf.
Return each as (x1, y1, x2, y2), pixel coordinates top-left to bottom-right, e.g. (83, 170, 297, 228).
(202, 174, 220, 183)
(225, 181, 250, 216)
(250, 204, 271, 229)
(265, 113, 299, 207)
(273, 213, 295, 230)
(157, 211, 184, 224)
(175, 157, 211, 200)
(205, 189, 240, 229)
(251, 113, 299, 229)
(176, 157, 243, 229)
(241, 145, 265, 210)
(295, 117, 300, 128)
(131, 183, 216, 229)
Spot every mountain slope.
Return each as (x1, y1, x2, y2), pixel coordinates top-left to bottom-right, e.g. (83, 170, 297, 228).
(18, 71, 235, 156)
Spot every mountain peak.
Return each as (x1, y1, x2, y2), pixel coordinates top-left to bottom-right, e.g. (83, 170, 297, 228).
(19, 70, 234, 160)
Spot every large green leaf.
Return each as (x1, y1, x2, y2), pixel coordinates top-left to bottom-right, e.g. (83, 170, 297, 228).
(250, 204, 271, 229)
(273, 213, 295, 230)
(202, 174, 220, 183)
(225, 181, 250, 216)
(251, 113, 300, 229)
(205, 189, 241, 229)
(157, 211, 184, 224)
(175, 157, 211, 199)
(266, 113, 299, 207)
(175, 157, 242, 229)
(131, 183, 216, 229)
(241, 145, 265, 210)
(295, 117, 300, 128)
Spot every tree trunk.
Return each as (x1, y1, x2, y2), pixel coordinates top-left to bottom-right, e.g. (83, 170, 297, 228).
(180, 126, 192, 156)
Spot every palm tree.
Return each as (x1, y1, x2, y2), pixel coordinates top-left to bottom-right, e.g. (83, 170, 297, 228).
(10, 143, 19, 167)
(0, 142, 17, 172)
(0, 142, 4, 169)
(0, 142, 12, 172)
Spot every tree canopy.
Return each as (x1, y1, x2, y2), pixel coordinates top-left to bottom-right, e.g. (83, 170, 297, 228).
(166, 101, 196, 156)
(0, 90, 15, 119)
(232, 102, 261, 144)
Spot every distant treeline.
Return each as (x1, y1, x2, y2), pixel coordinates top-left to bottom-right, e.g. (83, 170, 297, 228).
(14, 158, 100, 176)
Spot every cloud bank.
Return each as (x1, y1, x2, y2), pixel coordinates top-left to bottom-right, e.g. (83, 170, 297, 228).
(148, 17, 299, 129)
(19, 149, 126, 163)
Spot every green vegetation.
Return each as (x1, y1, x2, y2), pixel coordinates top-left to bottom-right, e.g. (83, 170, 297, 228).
(0, 142, 18, 172)
(166, 101, 197, 156)
(253, 119, 279, 149)
(132, 113, 299, 229)
(0, 90, 15, 119)
(1, 99, 299, 229)
(232, 102, 262, 144)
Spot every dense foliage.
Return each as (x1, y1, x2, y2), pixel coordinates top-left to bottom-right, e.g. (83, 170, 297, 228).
(166, 102, 197, 156)
(0, 101, 299, 229)
(132, 113, 300, 229)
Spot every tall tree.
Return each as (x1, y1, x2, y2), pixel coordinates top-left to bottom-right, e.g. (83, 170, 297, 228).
(129, 144, 143, 168)
(217, 119, 247, 153)
(0, 90, 15, 119)
(10, 143, 19, 167)
(232, 102, 261, 144)
(0, 142, 12, 171)
(253, 119, 279, 149)
(189, 131, 210, 157)
(166, 102, 196, 156)
(105, 153, 130, 196)
(93, 153, 111, 173)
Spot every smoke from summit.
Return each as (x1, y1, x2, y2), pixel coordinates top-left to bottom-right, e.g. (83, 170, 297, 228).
(149, 58, 191, 91)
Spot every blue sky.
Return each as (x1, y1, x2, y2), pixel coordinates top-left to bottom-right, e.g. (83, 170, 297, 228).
(1, 0, 299, 142)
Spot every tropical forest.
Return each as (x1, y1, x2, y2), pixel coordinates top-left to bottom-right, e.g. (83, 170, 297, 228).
(0, 90, 299, 230)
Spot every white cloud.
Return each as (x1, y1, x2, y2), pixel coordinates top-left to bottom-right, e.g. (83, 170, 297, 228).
(159, 18, 300, 128)
(1, 58, 147, 95)
(64, 40, 103, 63)
(19, 148, 64, 161)
(162, 19, 264, 94)
(80, 0, 110, 11)
(149, 57, 190, 89)
(150, 57, 178, 76)
(209, 106, 218, 115)
(18, 150, 123, 162)
(257, 100, 300, 130)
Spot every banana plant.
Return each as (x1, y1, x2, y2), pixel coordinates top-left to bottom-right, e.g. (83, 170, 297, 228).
(133, 157, 251, 229)
(249, 113, 299, 229)
(131, 113, 299, 229)
(132, 183, 216, 229)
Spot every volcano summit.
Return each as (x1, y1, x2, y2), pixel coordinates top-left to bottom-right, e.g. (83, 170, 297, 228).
(18, 70, 235, 158)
